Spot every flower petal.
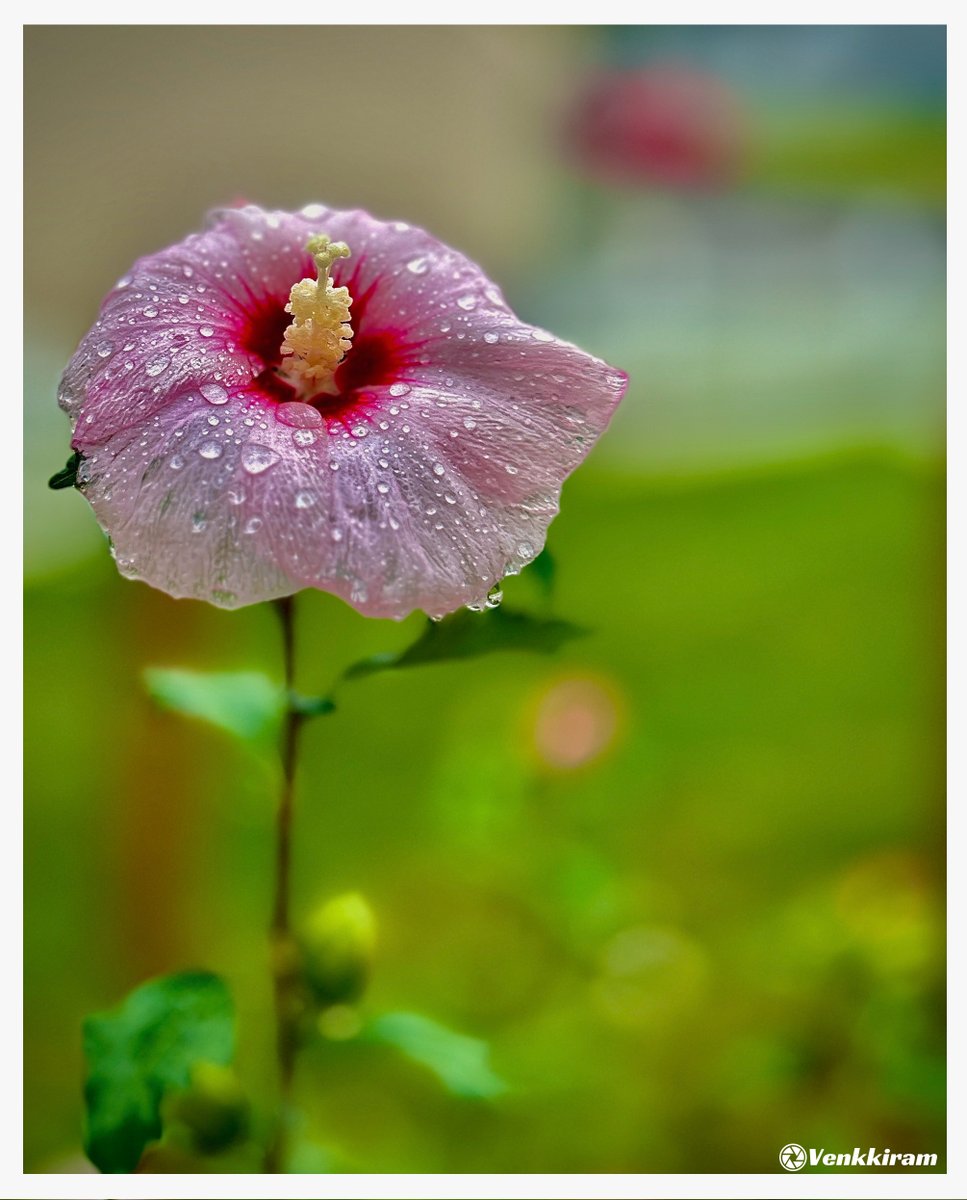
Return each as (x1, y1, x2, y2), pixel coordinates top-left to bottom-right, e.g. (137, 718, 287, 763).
(60, 205, 628, 617)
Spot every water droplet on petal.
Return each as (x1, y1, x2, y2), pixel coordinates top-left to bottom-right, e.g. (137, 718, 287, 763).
(245, 516, 263, 534)
(295, 490, 317, 509)
(483, 331, 499, 344)
(463, 417, 477, 431)
(200, 382, 229, 405)
(198, 442, 222, 459)
(276, 401, 323, 429)
(389, 382, 410, 397)
(241, 444, 280, 475)
(377, 482, 390, 495)
(505, 464, 519, 475)
(145, 357, 169, 377)
(433, 463, 445, 477)
(292, 429, 316, 447)
(199, 325, 215, 338)
(143, 305, 159, 318)
(96, 342, 114, 359)
(406, 256, 429, 275)
(485, 584, 503, 608)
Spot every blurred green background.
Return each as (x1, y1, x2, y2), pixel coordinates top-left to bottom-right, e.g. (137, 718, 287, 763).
(24, 26, 945, 1173)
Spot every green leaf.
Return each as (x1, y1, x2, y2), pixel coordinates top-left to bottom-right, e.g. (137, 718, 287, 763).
(342, 608, 585, 684)
(529, 547, 557, 601)
(83, 971, 235, 1173)
(48, 449, 82, 490)
(289, 691, 337, 719)
(144, 668, 285, 743)
(365, 1012, 508, 1100)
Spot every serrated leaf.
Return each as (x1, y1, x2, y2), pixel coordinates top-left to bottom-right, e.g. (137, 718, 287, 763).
(343, 608, 585, 684)
(83, 971, 235, 1173)
(144, 668, 285, 743)
(365, 1012, 508, 1100)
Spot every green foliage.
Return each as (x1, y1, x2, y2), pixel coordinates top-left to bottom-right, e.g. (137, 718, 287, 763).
(82, 971, 235, 1173)
(47, 449, 82, 490)
(166, 1061, 249, 1154)
(143, 668, 285, 744)
(529, 547, 557, 601)
(365, 1012, 508, 1100)
(342, 607, 585, 684)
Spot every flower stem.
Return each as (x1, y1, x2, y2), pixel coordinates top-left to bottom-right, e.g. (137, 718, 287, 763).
(265, 595, 304, 1174)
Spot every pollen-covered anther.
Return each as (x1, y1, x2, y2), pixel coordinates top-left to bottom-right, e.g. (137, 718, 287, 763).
(279, 234, 353, 394)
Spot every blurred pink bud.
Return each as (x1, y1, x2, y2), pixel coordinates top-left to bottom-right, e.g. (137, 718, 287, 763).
(565, 64, 748, 190)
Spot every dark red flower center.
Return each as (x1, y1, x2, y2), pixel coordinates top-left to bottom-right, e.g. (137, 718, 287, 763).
(239, 263, 417, 430)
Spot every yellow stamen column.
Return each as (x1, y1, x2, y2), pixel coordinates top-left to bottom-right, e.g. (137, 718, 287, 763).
(280, 235, 354, 394)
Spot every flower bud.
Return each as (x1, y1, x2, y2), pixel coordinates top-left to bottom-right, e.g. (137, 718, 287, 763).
(299, 892, 376, 1006)
(167, 1061, 249, 1154)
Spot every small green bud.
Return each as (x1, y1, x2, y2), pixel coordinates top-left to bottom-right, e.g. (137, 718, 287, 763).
(299, 892, 376, 1006)
(167, 1061, 249, 1154)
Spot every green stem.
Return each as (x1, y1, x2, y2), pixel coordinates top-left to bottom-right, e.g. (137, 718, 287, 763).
(265, 595, 304, 1174)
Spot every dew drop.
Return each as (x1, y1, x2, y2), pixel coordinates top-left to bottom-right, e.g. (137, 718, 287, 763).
(389, 382, 410, 397)
(276, 401, 323, 429)
(96, 342, 115, 359)
(463, 417, 477, 431)
(485, 584, 503, 609)
(433, 463, 445, 477)
(143, 305, 159, 318)
(145, 357, 169, 377)
(199, 325, 215, 338)
(198, 442, 222, 459)
(483, 331, 499, 344)
(406, 256, 429, 275)
(292, 429, 316, 447)
(505, 464, 519, 475)
(295, 490, 317, 509)
(241, 445, 280, 475)
(169, 455, 184, 470)
(377, 482, 390, 495)
(244, 516, 263, 534)
(200, 382, 229, 405)
(331, 528, 344, 542)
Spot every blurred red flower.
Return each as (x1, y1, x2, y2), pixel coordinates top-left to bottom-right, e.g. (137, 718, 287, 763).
(565, 64, 748, 190)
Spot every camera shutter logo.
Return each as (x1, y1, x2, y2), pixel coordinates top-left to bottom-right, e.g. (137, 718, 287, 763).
(780, 1143, 807, 1171)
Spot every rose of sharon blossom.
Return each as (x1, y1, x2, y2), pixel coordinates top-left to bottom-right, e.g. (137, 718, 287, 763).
(58, 205, 628, 619)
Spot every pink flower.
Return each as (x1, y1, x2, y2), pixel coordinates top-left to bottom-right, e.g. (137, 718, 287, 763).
(565, 65, 748, 190)
(58, 205, 627, 619)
